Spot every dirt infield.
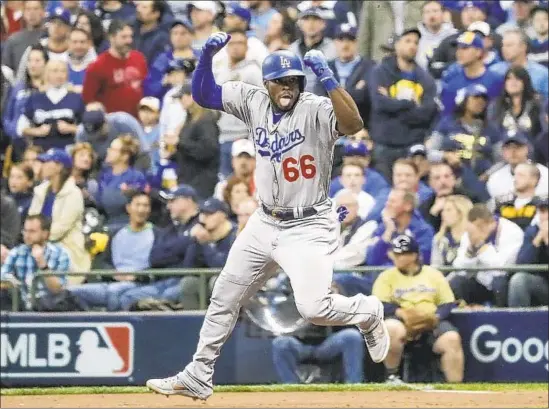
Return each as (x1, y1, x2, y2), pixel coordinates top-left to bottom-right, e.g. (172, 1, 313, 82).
(2, 390, 547, 408)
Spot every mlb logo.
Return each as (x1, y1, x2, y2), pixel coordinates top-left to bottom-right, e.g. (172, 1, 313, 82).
(0, 322, 134, 378)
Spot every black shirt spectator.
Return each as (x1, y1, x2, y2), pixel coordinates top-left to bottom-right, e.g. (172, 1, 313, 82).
(133, 0, 172, 67)
(0, 189, 22, 263)
(75, 10, 110, 54)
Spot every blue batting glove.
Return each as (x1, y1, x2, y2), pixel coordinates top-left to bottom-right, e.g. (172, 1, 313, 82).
(303, 50, 339, 92)
(336, 205, 349, 222)
(202, 32, 231, 57)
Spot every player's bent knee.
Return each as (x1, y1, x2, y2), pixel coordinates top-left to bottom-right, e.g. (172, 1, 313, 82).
(295, 298, 329, 324)
(435, 331, 463, 353)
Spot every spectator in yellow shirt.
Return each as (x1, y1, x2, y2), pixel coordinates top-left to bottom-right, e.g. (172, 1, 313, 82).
(372, 234, 463, 383)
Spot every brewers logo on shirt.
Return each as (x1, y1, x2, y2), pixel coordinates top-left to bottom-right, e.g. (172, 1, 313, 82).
(0, 322, 134, 378)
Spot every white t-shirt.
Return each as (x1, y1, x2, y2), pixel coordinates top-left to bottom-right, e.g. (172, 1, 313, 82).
(487, 163, 549, 198)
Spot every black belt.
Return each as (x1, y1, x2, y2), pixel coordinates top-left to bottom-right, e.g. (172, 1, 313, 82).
(262, 204, 317, 221)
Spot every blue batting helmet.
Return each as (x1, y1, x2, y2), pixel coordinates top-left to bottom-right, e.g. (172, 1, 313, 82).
(262, 50, 306, 83)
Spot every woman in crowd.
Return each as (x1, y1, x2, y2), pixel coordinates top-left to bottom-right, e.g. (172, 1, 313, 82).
(7, 163, 34, 221)
(74, 10, 109, 54)
(222, 176, 252, 223)
(21, 145, 44, 184)
(173, 83, 220, 199)
(488, 67, 544, 148)
(2, 44, 48, 156)
(95, 134, 147, 231)
(28, 148, 91, 276)
(18, 60, 85, 151)
(71, 142, 98, 209)
(431, 195, 473, 268)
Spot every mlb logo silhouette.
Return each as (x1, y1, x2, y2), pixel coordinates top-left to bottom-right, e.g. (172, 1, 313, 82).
(280, 57, 291, 69)
(0, 322, 134, 378)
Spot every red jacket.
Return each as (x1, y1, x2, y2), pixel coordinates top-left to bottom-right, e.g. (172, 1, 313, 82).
(82, 50, 147, 118)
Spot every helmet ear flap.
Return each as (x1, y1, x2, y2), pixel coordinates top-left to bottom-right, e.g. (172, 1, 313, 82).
(299, 77, 306, 93)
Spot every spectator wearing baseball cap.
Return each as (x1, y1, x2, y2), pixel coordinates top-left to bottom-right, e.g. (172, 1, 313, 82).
(408, 144, 430, 184)
(138, 97, 161, 173)
(529, 3, 549, 68)
(187, 1, 219, 49)
(296, 1, 358, 39)
(214, 138, 257, 201)
(28, 148, 91, 275)
(509, 195, 549, 307)
(368, 26, 439, 182)
(313, 24, 375, 129)
(329, 141, 390, 198)
(496, 0, 537, 38)
(439, 31, 503, 117)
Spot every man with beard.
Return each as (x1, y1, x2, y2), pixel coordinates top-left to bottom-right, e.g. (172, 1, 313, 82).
(82, 20, 148, 118)
(369, 28, 438, 182)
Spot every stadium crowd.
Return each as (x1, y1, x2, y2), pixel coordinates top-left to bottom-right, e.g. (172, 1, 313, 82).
(0, 0, 548, 340)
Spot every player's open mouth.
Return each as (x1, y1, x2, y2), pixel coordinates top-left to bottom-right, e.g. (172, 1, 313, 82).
(279, 94, 293, 106)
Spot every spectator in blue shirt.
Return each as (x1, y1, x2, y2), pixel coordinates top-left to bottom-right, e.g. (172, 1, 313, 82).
(94, 0, 136, 32)
(74, 10, 110, 54)
(247, 0, 280, 43)
(296, 1, 357, 39)
(529, 4, 549, 68)
(133, 0, 172, 68)
(96, 134, 147, 230)
(440, 31, 503, 117)
(330, 141, 390, 199)
(1, 214, 69, 311)
(490, 28, 549, 98)
(137, 97, 161, 172)
(66, 28, 97, 92)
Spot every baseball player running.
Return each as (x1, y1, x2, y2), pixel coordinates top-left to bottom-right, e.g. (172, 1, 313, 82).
(147, 32, 389, 400)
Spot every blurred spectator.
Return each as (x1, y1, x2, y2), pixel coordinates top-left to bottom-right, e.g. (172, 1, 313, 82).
(82, 20, 148, 118)
(222, 176, 252, 222)
(528, 4, 548, 68)
(431, 195, 473, 267)
(0, 1, 24, 42)
(144, 18, 197, 100)
(2, 0, 45, 72)
(18, 60, 84, 151)
(313, 24, 374, 130)
(296, 0, 358, 39)
(22, 145, 44, 183)
(487, 66, 544, 145)
(496, 0, 536, 38)
(76, 102, 149, 163)
(95, 134, 147, 230)
(272, 327, 364, 384)
(369, 28, 438, 181)
(94, 0, 136, 32)
(70, 142, 98, 209)
(408, 144, 430, 183)
(486, 134, 548, 198)
(29, 148, 90, 276)
(214, 138, 256, 201)
(235, 197, 258, 234)
(7, 163, 35, 222)
(137, 97, 161, 172)
(490, 29, 548, 98)
(166, 1, 190, 21)
(329, 141, 390, 199)
(67, 28, 97, 93)
(533, 100, 548, 165)
(187, 1, 218, 49)
(366, 188, 434, 267)
(158, 59, 195, 136)
(180, 198, 238, 306)
(245, 0, 280, 43)
(439, 32, 502, 117)
(48, 0, 85, 25)
(264, 7, 298, 52)
(74, 10, 109, 54)
(214, 30, 262, 178)
(290, 7, 336, 92)
(450, 203, 524, 307)
(416, 0, 457, 70)
(3, 44, 48, 149)
(69, 191, 156, 311)
(420, 162, 479, 232)
(16, 7, 71, 82)
(373, 234, 463, 383)
(213, 2, 268, 74)
(133, 0, 171, 66)
(1, 214, 68, 311)
(430, 84, 502, 177)
(334, 162, 375, 220)
(172, 83, 220, 199)
(367, 159, 434, 223)
(357, 0, 423, 62)
(493, 162, 540, 230)
(0, 189, 22, 262)
(332, 190, 378, 270)
(508, 196, 549, 307)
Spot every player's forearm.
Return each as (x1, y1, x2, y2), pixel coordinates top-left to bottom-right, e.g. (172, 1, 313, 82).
(191, 54, 223, 111)
(328, 87, 364, 135)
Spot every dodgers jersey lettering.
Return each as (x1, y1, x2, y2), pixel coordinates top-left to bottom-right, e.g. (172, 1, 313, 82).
(222, 81, 339, 208)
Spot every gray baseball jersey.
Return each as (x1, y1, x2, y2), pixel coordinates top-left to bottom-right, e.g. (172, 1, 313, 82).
(222, 81, 340, 208)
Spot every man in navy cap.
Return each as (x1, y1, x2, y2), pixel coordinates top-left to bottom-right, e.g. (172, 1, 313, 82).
(330, 140, 390, 198)
(313, 24, 375, 129)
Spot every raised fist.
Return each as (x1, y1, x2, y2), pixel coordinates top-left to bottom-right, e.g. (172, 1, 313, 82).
(303, 50, 330, 78)
(203, 32, 231, 57)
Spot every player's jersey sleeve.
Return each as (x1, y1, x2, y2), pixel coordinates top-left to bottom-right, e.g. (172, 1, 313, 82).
(309, 95, 340, 142)
(431, 267, 456, 305)
(371, 269, 394, 303)
(221, 81, 263, 126)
